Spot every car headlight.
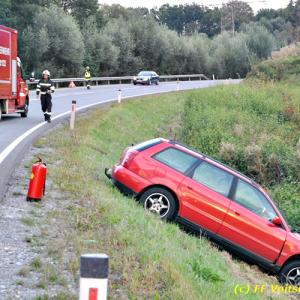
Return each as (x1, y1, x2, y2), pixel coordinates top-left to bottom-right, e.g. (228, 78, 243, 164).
(133, 76, 137, 80)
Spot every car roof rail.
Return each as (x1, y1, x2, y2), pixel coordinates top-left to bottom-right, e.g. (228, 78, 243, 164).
(168, 140, 258, 186)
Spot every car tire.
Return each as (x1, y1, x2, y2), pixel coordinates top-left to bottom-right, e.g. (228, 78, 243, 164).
(148, 79, 151, 85)
(0, 106, 2, 121)
(139, 187, 177, 221)
(279, 260, 300, 285)
(133, 82, 137, 85)
(155, 80, 159, 85)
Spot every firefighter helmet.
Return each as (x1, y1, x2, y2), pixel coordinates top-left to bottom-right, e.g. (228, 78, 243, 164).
(42, 70, 50, 77)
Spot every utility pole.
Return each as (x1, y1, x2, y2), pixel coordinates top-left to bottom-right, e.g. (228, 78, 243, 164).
(221, 3, 224, 33)
(231, 4, 235, 36)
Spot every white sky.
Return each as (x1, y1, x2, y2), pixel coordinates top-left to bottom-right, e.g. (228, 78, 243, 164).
(98, 0, 291, 13)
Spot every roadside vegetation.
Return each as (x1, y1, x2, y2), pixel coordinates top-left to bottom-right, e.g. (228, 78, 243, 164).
(29, 89, 292, 299)
(248, 43, 300, 83)
(2, 1, 300, 78)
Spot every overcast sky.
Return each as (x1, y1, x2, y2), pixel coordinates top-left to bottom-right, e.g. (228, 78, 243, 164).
(98, 0, 290, 13)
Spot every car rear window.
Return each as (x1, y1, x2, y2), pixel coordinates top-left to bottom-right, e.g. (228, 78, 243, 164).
(133, 138, 162, 152)
(153, 147, 198, 173)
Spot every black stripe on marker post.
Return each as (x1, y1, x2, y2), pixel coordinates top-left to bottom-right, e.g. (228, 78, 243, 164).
(80, 254, 109, 279)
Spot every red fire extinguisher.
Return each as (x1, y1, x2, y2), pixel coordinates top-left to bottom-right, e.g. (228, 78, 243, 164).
(27, 157, 47, 201)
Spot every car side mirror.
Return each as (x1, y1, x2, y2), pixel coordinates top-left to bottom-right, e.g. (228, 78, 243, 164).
(272, 216, 282, 226)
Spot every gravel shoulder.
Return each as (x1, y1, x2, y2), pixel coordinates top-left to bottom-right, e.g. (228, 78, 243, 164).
(0, 136, 77, 299)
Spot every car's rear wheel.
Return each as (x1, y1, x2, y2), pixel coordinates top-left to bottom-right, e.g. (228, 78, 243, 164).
(148, 79, 151, 85)
(279, 260, 300, 285)
(139, 187, 177, 220)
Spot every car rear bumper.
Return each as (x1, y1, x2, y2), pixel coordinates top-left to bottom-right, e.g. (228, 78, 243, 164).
(105, 165, 151, 196)
(133, 80, 148, 84)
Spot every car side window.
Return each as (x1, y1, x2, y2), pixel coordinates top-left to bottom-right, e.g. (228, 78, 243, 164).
(191, 162, 233, 197)
(234, 180, 277, 220)
(153, 148, 198, 173)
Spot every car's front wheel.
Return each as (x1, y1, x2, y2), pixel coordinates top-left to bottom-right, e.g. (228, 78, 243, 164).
(279, 260, 300, 285)
(139, 187, 177, 220)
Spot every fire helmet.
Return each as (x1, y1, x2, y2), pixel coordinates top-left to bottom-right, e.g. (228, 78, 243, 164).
(42, 70, 50, 76)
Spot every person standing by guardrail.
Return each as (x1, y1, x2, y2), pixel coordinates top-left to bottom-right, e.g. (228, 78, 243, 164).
(36, 70, 55, 123)
(84, 66, 91, 89)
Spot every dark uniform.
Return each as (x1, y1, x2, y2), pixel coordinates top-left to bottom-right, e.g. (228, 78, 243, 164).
(36, 74, 55, 122)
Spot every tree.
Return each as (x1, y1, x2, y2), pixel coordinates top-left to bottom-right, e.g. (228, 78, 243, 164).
(103, 17, 137, 75)
(0, 0, 13, 26)
(20, 5, 84, 77)
(157, 4, 186, 34)
(221, 0, 254, 34)
(241, 23, 276, 59)
(256, 8, 279, 21)
(210, 32, 250, 78)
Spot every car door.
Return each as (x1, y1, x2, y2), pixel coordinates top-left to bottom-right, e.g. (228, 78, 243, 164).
(178, 161, 234, 233)
(218, 178, 286, 262)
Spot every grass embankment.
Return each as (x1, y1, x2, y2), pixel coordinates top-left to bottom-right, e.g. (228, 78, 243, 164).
(34, 90, 282, 299)
(247, 49, 300, 83)
(182, 82, 300, 230)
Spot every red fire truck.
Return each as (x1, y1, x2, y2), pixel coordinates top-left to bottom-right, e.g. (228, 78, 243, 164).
(0, 25, 29, 120)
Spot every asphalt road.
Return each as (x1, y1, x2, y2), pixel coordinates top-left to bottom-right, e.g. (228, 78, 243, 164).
(0, 79, 241, 200)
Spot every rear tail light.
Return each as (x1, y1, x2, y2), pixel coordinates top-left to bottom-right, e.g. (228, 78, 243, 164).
(120, 149, 138, 169)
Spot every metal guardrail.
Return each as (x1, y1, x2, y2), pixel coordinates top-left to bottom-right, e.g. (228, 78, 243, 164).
(27, 74, 209, 88)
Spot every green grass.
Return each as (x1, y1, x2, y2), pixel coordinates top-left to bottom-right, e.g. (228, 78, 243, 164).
(248, 55, 300, 82)
(37, 91, 284, 299)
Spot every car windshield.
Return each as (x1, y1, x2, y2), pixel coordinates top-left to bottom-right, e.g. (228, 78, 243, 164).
(138, 72, 152, 76)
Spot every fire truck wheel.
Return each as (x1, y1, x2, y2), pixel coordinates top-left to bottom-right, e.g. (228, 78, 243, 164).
(20, 104, 28, 118)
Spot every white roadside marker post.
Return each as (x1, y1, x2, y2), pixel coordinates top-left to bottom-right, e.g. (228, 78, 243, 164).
(70, 100, 76, 130)
(176, 79, 180, 91)
(213, 74, 215, 80)
(118, 89, 122, 103)
(79, 253, 109, 300)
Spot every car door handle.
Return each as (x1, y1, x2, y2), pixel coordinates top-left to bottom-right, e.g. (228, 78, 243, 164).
(234, 210, 240, 216)
(187, 186, 194, 191)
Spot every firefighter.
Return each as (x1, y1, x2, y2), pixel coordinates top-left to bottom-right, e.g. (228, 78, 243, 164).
(36, 70, 55, 123)
(84, 66, 91, 89)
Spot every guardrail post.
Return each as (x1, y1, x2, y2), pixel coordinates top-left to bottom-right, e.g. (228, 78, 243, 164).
(213, 74, 215, 80)
(70, 100, 76, 130)
(79, 253, 109, 300)
(176, 80, 180, 91)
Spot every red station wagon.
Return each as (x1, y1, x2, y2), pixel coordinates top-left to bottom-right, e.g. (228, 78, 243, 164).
(105, 138, 300, 285)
